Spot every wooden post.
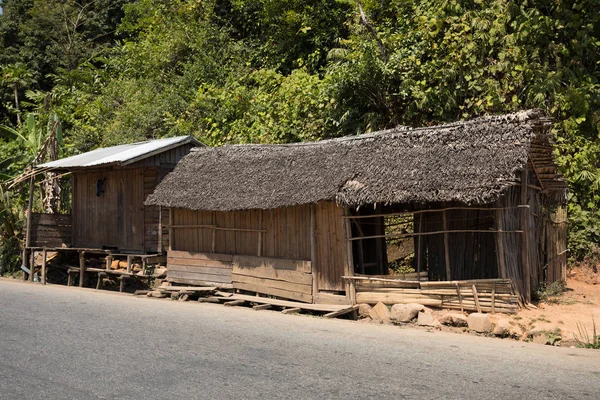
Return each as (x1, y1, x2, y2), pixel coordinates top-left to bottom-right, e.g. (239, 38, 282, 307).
(105, 255, 112, 271)
(520, 168, 531, 303)
(168, 208, 174, 251)
(343, 208, 356, 304)
(442, 210, 451, 281)
(495, 207, 507, 278)
(41, 248, 47, 285)
(79, 251, 85, 287)
(416, 213, 423, 281)
(126, 255, 133, 273)
(310, 204, 318, 301)
(29, 250, 35, 282)
(24, 175, 34, 281)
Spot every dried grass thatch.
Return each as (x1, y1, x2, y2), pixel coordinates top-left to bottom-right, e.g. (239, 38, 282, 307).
(146, 110, 566, 211)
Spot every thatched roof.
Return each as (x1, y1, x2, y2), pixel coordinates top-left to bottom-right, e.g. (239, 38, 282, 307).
(146, 110, 566, 211)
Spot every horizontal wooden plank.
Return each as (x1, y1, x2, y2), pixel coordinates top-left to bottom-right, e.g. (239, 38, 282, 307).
(167, 270, 232, 284)
(168, 264, 232, 277)
(355, 292, 443, 306)
(168, 257, 233, 269)
(215, 292, 343, 312)
(232, 265, 311, 286)
(232, 274, 312, 295)
(31, 213, 71, 225)
(314, 292, 352, 305)
(232, 255, 311, 274)
(233, 282, 312, 304)
(168, 250, 233, 262)
(167, 277, 233, 288)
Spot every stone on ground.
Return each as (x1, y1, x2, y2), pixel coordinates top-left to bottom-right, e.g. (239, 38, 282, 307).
(493, 318, 511, 336)
(468, 313, 493, 333)
(390, 303, 425, 323)
(357, 303, 372, 319)
(369, 302, 391, 323)
(439, 313, 468, 327)
(417, 311, 441, 327)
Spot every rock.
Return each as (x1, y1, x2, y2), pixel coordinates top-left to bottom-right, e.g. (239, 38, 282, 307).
(493, 318, 511, 336)
(417, 311, 441, 327)
(369, 302, 391, 323)
(390, 303, 425, 323)
(468, 313, 493, 333)
(357, 303, 372, 319)
(439, 313, 468, 327)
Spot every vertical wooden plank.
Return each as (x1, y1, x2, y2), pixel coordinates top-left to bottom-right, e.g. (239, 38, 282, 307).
(495, 207, 507, 278)
(41, 248, 47, 285)
(416, 213, 423, 281)
(521, 168, 531, 303)
(343, 207, 356, 304)
(310, 204, 317, 300)
(169, 208, 174, 251)
(257, 209, 263, 257)
(442, 210, 451, 280)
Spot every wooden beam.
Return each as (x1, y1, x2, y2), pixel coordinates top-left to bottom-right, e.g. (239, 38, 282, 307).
(442, 210, 451, 281)
(223, 300, 246, 307)
(253, 304, 272, 310)
(521, 168, 532, 303)
(323, 305, 359, 319)
(281, 307, 301, 315)
(472, 285, 482, 313)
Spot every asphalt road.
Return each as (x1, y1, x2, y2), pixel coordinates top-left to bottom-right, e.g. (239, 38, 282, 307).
(1, 280, 599, 400)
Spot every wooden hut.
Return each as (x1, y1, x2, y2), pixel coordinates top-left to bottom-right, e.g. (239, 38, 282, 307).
(23, 136, 201, 285)
(146, 110, 567, 309)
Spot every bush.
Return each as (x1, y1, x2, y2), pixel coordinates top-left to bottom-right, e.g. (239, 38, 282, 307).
(0, 236, 21, 276)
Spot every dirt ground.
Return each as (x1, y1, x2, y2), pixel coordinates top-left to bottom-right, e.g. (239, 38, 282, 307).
(517, 267, 600, 345)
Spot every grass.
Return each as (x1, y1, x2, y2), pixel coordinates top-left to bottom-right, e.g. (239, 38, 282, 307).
(534, 280, 566, 302)
(574, 317, 600, 349)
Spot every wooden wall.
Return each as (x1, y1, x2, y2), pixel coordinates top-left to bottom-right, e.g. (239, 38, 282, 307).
(168, 201, 349, 302)
(314, 201, 346, 292)
(29, 213, 72, 248)
(171, 205, 313, 259)
(167, 250, 233, 285)
(73, 168, 145, 251)
(69, 143, 195, 253)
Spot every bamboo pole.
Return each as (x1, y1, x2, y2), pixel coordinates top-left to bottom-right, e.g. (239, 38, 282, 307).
(23, 175, 35, 281)
(346, 229, 523, 242)
(521, 168, 532, 303)
(341, 205, 530, 220)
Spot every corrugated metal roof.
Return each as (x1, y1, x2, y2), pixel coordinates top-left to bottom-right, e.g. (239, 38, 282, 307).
(38, 136, 202, 169)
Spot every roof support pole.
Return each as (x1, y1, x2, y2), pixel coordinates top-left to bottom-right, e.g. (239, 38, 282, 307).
(520, 168, 532, 303)
(343, 208, 356, 305)
(416, 213, 423, 281)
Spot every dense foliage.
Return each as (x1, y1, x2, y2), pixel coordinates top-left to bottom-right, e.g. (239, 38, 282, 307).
(0, 0, 599, 267)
